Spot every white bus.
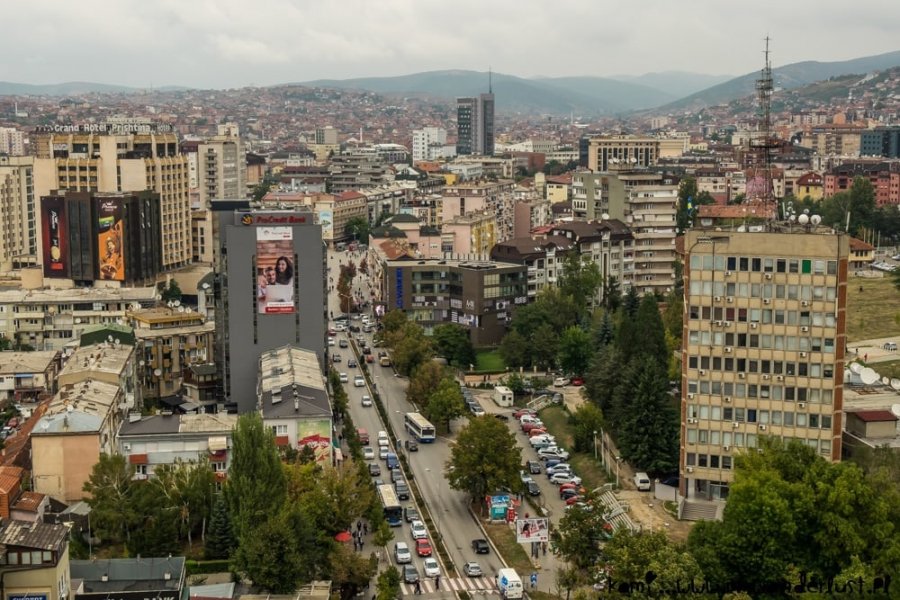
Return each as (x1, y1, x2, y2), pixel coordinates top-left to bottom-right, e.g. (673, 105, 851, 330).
(404, 412, 436, 443)
(377, 483, 403, 526)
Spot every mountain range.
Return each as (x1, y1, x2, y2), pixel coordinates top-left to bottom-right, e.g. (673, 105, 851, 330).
(1, 49, 899, 116)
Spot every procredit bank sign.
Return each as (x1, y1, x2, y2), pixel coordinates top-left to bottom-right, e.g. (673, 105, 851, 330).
(238, 213, 308, 226)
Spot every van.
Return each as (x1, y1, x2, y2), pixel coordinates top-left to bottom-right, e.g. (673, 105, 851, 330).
(494, 385, 514, 408)
(634, 472, 652, 491)
(357, 428, 369, 445)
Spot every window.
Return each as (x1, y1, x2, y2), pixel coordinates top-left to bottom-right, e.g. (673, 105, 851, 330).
(271, 424, 288, 436)
(802, 260, 812, 274)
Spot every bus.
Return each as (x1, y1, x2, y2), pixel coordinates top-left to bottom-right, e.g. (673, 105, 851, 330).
(377, 483, 403, 527)
(404, 412, 436, 443)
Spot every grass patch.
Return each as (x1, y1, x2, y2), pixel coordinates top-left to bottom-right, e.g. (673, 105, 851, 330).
(538, 405, 608, 491)
(847, 276, 900, 342)
(475, 348, 506, 372)
(873, 359, 900, 380)
(536, 405, 574, 448)
(482, 520, 534, 575)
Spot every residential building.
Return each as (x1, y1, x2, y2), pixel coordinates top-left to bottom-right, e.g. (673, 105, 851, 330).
(695, 202, 777, 229)
(311, 126, 341, 161)
(127, 307, 215, 401)
(117, 412, 237, 481)
(848, 238, 875, 270)
(626, 184, 679, 295)
(800, 126, 863, 157)
(39, 190, 163, 286)
(512, 196, 552, 238)
(795, 172, 824, 201)
(0, 350, 60, 403)
(441, 211, 497, 259)
(328, 154, 389, 193)
(215, 206, 325, 413)
(0, 286, 157, 352)
(441, 179, 516, 242)
(860, 126, 900, 158)
(823, 161, 900, 206)
(545, 174, 572, 203)
(317, 191, 368, 246)
(549, 220, 635, 297)
(70, 557, 186, 600)
(586, 135, 677, 172)
(490, 235, 576, 299)
(370, 215, 442, 259)
(0, 519, 71, 600)
(32, 122, 192, 270)
(359, 183, 416, 225)
(198, 123, 246, 205)
(0, 155, 36, 271)
(380, 258, 527, 346)
(412, 127, 452, 162)
(0, 127, 26, 155)
(680, 230, 849, 503)
(258, 345, 333, 464)
(456, 93, 495, 156)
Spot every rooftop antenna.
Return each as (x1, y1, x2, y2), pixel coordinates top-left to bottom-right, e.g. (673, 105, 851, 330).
(751, 36, 777, 224)
(488, 67, 492, 94)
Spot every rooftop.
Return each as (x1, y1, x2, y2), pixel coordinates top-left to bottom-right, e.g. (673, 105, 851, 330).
(0, 286, 157, 304)
(118, 413, 238, 437)
(70, 557, 185, 593)
(0, 466, 24, 495)
(0, 350, 58, 375)
(13, 490, 46, 512)
(0, 519, 68, 552)
(36, 380, 121, 434)
(60, 342, 133, 380)
(258, 346, 330, 420)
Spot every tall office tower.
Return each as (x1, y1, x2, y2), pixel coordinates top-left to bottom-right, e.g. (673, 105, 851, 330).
(0, 156, 35, 270)
(0, 127, 26, 156)
(680, 230, 848, 503)
(412, 127, 448, 162)
(198, 124, 246, 206)
(32, 121, 192, 270)
(456, 92, 495, 156)
(214, 205, 325, 413)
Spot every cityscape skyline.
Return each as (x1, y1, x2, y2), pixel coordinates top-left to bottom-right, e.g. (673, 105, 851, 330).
(3, 0, 899, 89)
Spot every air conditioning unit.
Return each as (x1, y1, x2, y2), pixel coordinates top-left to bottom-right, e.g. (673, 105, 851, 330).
(688, 393, 695, 400)
(123, 443, 131, 451)
(732, 421, 740, 428)
(714, 295, 722, 302)
(724, 321, 732, 327)
(800, 352, 807, 358)
(762, 374, 770, 380)
(738, 372, 746, 379)
(750, 323, 759, 329)
(765, 273, 773, 280)
(723, 445, 730, 451)
(798, 402, 806, 409)
(726, 296, 734, 303)
(713, 321, 723, 327)
(776, 375, 784, 381)
(758, 424, 767, 431)
(724, 396, 732, 403)
(725, 271, 733, 276)
(699, 369, 706, 375)
(801, 326, 809, 332)
(801, 301, 809, 307)
(686, 466, 694, 473)
(763, 298, 771, 305)
(688, 418, 697, 424)
(724, 346, 733, 353)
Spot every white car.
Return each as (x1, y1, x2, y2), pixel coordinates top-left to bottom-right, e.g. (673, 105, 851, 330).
(354, 375, 365, 387)
(378, 446, 389, 460)
(530, 435, 556, 447)
(410, 520, 428, 540)
(363, 447, 375, 460)
(553, 377, 569, 387)
(361, 395, 373, 407)
(394, 542, 412, 564)
(339, 372, 349, 383)
(550, 472, 582, 486)
(538, 447, 570, 461)
(327, 338, 336, 346)
(546, 463, 571, 476)
(423, 557, 440, 578)
(378, 431, 388, 443)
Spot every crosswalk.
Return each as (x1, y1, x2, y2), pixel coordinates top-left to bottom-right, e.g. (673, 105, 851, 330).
(400, 576, 498, 595)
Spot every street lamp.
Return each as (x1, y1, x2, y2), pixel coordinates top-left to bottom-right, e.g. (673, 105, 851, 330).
(615, 456, 622, 488)
(593, 430, 598, 461)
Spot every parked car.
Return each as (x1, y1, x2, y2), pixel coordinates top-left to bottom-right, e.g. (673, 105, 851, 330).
(546, 464, 572, 477)
(571, 377, 584, 386)
(423, 557, 440, 577)
(327, 338, 336, 347)
(471, 538, 490, 554)
(394, 542, 412, 564)
(410, 520, 428, 540)
(463, 561, 483, 577)
(470, 404, 485, 417)
(526, 481, 542, 496)
(514, 408, 536, 419)
(403, 564, 419, 584)
(403, 506, 419, 523)
(544, 459, 562, 470)
(415, 538, 433, 557)
(634, 472, 652, 491)
(494, 413, 510, 421)
(550, 473, 583, 486)
(528, 428, 549, 438)
(368, 463, 381, 476)
(530, 435, 555, 447)
(526, 460, 542, 474)
(553, 376, 569, 387)
(560, 487, 580, 500)
(522, 421, 545, 433)
(539, 449, 570, 462)
(565, 494, 584, 506)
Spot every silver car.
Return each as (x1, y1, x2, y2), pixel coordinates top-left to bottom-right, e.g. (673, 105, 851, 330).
(394, 542, 411, 564)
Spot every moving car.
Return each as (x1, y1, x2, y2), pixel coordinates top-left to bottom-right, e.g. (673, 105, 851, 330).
(363, 447, 375, 460)
(339, 339, 349, 348)
(361, 395, 373, 407)
(391, 468, 403, 483)
(339, 372, 348, 383)
(394, 542, 412, 564)
(415, 538, 433, 557)
(526, 481, 542, 496)
(353, 375, 365, 387)
(463, 561, 483, 577)
(378, 447, 389, 460)
(347, 358, 357, 368)
(403, 564, 419, 584)
(423, 557, 440, 578)
(332, 354, 341, 363)
(403, 506, 419, 523)
(410, 520, 428, 540)
(368, 463, 381, 476)
(405, 439, 418, 452)
(471, 538, 490, 554)
(395, 480, 410, 500)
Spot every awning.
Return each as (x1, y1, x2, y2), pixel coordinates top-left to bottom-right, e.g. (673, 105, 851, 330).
(208, 436, 227, 452)
(275, 435, 290, 447)
(129, 454, 148, 465)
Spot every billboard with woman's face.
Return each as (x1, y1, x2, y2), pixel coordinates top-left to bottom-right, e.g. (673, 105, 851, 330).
(97, 199, 125, 281)
(256, 227, 295, 314)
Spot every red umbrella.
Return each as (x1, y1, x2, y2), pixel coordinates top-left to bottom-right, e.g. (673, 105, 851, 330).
(335, 531, 352, 543)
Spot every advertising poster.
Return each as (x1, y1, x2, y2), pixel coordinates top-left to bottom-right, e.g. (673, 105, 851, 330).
(318, 209, 333, 239)
(97, 199, 125, 281)
(256, 227, 295, 314)
(297, 418, 332, 464)
(41, 197, 69, 278)
(516, 518, 550, 543)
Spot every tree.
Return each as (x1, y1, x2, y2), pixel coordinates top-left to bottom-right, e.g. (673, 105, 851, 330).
(344, 216, 370, 243)
(329, 544, 377, 598)
(604, 275, 622, 311)
(557, 251, 603, 318)
(380, 309, 407, 336)
(205, 494, 235, 559)
(592, 310, 615, 349)
(820, 177, 876, 235)
(584, 345, 622, 415)
(233, 509, 308, 593)
(0, 337, 10, 352)
(557, 326, 593, 377)
(376, 566, 401, 600)
(603, 530, 704, 599)
(127, 481, 181, 557)
(158, 280, 182, 303)
(252, 172, 277, 202)
(551, 499, 607, 570)
(406, 361, 447, 407)
(226, 413, 287, 541)
(499, 329, 530, 369)
(447, 416, 522, 508)
(571, 402, 605, 454)
(616, 356, 678, 474)
(422, 377, 467, 433)
(531, 323, 560, 370)
(83, 453, 137, 544)
(391, 322, 434, 376)
(151, 457, 215, 546)
(296, 462, 374, 536)
(432, 324, 476, 368)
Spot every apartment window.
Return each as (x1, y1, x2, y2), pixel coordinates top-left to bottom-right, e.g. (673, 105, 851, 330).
(802, 260, 812, 274)
(686, 453, 696, 466)
(777, 259, 787, 273)
(789, 259, 799, 273)
(271, 424, 288, 436)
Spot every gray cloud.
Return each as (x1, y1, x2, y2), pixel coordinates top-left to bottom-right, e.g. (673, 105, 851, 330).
(3, 0, 898, 88)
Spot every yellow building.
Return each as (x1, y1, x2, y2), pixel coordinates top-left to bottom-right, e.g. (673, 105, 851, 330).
(0, 155, 35, 271)
(0, 520, 72, 600)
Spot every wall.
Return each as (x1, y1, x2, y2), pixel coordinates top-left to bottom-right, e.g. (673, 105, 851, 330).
(32, 434, 100, 502)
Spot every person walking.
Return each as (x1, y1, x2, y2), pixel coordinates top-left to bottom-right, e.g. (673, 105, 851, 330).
(531, 572, 538, 589)
(414, 581, 421, 595)
(435, 574, 440, 590)
(363, 522, 368, 535)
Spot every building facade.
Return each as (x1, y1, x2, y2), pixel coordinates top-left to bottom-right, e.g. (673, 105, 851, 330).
(441, 179, 516, 242)
(680, 230, 849, 502)
(0, 155, 36, 271)
(0, 127, 26, 155)
(0, 350, 60, 403)
(489, 236, 576, 299)
(198, 123, 246, 206)
(456, 93, 495, 156)
(586, 136, 664, 172)
(627, 185, 679, 295)
(216, 207, 325, 413)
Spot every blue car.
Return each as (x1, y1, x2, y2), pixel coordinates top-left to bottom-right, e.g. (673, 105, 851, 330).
(544, 459, 562, 470)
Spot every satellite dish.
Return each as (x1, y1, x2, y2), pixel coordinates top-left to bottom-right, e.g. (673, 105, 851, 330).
(114, 338, 121, 345)
(891, 403, 900, 418)
(850, 362, 863, 374)
(811, 215, 822, 226)
(844, 369, 853, 380)
(883, 376, 891, 386)
(174, 300, 181, 307)
(108, 335, 114, 342)
(41, 421, 50, 431)
(789, 214, 796, 222)
(861, 368, 879, 385)
(139, 360, 145, 367)
(74, 318, 81, 324)
(798, 214, 809, 225)
(178, 306, 185, 313)
(167, 301, 174, 308)
(601, 213, 610, 220)
(154, 368, 162, 377)
(891, 379, 900, 391)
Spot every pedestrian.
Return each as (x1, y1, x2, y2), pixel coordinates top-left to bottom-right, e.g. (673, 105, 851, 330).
(415, 581, 421, 595)
(357, 520, 362, 531)
(359, 539, 364, 551)
(363, 522, 368, 535)
(435, 575, 440, 590)
(542, 541, 548, 556)
(865, 353, 868, 363)
(531, 572, 538, 589)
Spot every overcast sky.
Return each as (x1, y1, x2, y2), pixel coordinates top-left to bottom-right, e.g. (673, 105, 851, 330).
(4, 0, 899, 89)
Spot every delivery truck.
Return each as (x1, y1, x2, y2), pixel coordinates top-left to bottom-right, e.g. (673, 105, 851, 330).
(497, 568, 523, 599)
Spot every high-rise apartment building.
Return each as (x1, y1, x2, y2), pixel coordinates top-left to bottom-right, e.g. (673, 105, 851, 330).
(586, 136, 686, 172)
(457, 93, 495, 156)
(198, 124, 246, 206)
(627, 185, 679, 295)
(680, 230, 848, 502)
(0, 127, 26, 156)
(32, 122, 192, 270)
(0, 156, 35, 271)
(412, 127, 448, 162)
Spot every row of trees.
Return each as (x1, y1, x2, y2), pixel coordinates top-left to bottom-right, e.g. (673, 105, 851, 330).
(550, 442, 900, 597)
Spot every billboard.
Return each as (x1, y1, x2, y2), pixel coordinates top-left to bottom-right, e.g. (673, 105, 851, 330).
(318, 208, 333, 239)
(297, 418, 332, 464)
(97, 199, 125, 281)
(256, 227, 295, 314)
(516, 518, 550, 543)
(41, 197, 69, 278)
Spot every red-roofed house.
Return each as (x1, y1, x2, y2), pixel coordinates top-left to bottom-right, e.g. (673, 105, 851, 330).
(696, 202, 777, 227)
(795, 172, 824, 201)
(845, 410, 898, 440)
(848, 238, 875, 270)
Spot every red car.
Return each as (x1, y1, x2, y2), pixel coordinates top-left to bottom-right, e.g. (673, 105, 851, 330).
(565, 495, 583, 506)
(514, 408, 536, 419)
(528, 428, 548, 437)
(328, 329, 337, 337)
(522, 421, 545, 433)
(415, 538, 433, 557)
(558, 483, 585, 494)
(571, 377, 584, 386)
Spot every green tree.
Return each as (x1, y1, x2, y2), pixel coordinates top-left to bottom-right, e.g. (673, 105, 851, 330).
(376, 566, 401, 600)
(344, 216, 370, 243)
(158, 280, 182, 303)
(329, 544, 377, 598)
(252, 172, 277, 202)
(571, 402, 605, 454)
(499, 329, 530, 369)
(82, 453, 137, 544)
(226, 413, 287, 541)
(604, 275, 622, 311)
(391, 322, 434, 376)
(557, 326, 593, 377)
(616, 356, 678, 474)
(380, 309, 408, 337)
(205, 494, 235, 559)
(820, 177, 877, 235)
(557, 251, 603, 318)
(127, 481, 181, 557)
(288, 461, 374, 536)
(422, 377, 467, 433)
(531, 323, 560, 370)
(551, 499, 608, 570)
(592, 310, 615, 349)
(584, 345, 621, 416)
(432, 324, 476, 368)
(0, 337, 10, 351)
(233, 508, 308, 593)
(603, 530, 704, 599)
(151, 457, 215, 545)
(447, 416, 522, 508)
(406, 361, 447, 407)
